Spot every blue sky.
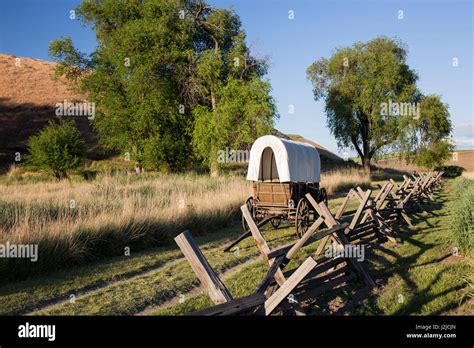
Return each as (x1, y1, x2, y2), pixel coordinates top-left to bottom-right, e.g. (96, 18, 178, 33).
(0, 0, 472, 155)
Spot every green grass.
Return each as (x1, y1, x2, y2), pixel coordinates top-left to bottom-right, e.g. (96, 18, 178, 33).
(151, 180, 473, 316)
(0, 188, 365, 316)
(448, 177, 474, 253)
(0, 220, 299, 315)
(0, 179, 470, 316)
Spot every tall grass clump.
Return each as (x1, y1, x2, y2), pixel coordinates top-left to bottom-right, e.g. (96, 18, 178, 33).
(448, 177, 474, 253)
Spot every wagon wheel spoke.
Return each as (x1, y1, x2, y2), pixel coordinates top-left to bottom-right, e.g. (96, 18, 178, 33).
(295, 198, 310, 238)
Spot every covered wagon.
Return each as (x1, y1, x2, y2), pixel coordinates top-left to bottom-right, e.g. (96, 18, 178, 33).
(243, 135, 327, 237)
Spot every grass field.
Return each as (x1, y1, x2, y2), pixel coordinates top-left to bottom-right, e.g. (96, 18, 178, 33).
(0, 176, 471, 316)
(0, 167, 372, 281)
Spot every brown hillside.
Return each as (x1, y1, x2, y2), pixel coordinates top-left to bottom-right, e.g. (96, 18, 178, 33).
(0, 53, 97, 164)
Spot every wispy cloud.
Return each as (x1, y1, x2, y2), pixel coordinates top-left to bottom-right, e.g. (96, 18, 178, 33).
(454, 122, 474, 150)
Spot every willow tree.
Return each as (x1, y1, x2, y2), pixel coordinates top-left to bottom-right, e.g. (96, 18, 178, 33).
(307, 37, 419, 172)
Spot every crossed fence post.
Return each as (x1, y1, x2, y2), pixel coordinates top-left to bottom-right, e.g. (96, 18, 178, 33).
(175, 229, 317, 316)
(241, 199, 376, 305)
(176, 172, 442, 315)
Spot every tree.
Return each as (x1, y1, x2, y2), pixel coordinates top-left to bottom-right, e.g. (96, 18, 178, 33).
(398, 95, 453, 169)
(50, 0, 196, 172)
(307, 37, 419, 172)
(27, 119, 86, 179)
(414, 141, 453, 170)
(192, 77, 276, 175)
(49, 0, 277, 175)
(188, 4, 276, 175)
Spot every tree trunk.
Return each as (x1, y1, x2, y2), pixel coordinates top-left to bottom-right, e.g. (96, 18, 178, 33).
(362, 156, 371, 173)
(210, 161, 220, 177)
(135, 163, 144, 174)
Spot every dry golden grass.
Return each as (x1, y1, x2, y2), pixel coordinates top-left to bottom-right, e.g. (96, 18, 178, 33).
(321, 168, 371, 195)
(0, 53, 96, 158)
(0, 53, 71, 105)
(462, 171, 474, 180)
(0, 167, 371, 279)
(0, 173, 251, 279)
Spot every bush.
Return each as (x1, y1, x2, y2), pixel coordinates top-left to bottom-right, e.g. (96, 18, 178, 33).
(414, 141, 453, 170)
(27, 118, 86, 179)
(443, 165, 464, 178)
(449, 177, 474, 253)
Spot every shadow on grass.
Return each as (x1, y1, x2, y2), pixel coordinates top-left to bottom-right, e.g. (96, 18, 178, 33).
(306, 186, 466, 316)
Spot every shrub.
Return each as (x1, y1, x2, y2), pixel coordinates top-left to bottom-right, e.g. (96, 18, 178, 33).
(27, 118, 86, 179)
(414, 141, 453, 170)
(443, 165, 464, 178)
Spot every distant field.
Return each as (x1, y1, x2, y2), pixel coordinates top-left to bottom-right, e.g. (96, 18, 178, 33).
(374, 150, 474, 173)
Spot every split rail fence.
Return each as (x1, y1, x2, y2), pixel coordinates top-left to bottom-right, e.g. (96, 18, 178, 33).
(174, 171, 443, 316)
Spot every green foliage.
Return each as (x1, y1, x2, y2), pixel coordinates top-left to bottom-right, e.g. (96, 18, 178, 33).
(188, 7, 276, 173)
(192, 77, 276, 169)
(49, 0, 276, 174)
(48, 37, 92, 89)
(398, 95, 453, 169)
(414, 141, 453, 170)
(442, 165, 464, 178)
(27, 119, 86, 179)
(449, 177, 474, 253)
(307, 37, 419, 170)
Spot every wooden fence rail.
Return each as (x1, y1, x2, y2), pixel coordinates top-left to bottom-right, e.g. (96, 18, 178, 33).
(173, 171, 443, 315)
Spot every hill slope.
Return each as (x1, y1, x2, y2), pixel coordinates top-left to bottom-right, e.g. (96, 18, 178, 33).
(0, 53, 96, 164)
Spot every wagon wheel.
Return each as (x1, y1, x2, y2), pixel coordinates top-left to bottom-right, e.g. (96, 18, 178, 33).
(270, 216, 282, 229)
(242, 197, 255, 232)
(319, 187, 328, 206)
(295, 197, 310, 238)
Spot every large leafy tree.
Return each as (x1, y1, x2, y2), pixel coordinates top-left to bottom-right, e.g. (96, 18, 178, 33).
(187, 4, 276, 175)
(49, 0, 276, 174)
(50, 0, 195, 172)
(307, 37, 419, 171)
(398, 95, 453, 169)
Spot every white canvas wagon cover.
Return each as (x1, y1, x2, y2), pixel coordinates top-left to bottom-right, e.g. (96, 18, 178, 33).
(246, 135, 321, 183)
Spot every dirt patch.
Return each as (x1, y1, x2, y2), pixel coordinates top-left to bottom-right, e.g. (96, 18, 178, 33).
(440, 254, 464, 265)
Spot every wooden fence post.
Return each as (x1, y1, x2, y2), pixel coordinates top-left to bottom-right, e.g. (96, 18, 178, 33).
(175, 231, 233, 305)
(263, 257, 317, 315)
